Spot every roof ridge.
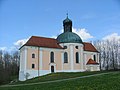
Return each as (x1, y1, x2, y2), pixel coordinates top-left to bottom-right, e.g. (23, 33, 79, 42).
(83, 42, 91, 44)
(83, 42, 98, 52)
(31, 36, 56, 40)
(21, 36, 63, 49)
(87, 58, 99, 65)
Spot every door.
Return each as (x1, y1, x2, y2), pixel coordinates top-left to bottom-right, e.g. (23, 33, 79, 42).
(90, 66, 93, 71)
(51, 66, 54, 73)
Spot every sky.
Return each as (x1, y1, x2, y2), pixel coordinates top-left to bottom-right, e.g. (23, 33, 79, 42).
(0, 0, 120, 51)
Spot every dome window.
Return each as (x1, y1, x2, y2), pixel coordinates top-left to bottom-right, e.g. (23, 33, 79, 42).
(75, 46, 78, 49)
(64, 46, 67, 49)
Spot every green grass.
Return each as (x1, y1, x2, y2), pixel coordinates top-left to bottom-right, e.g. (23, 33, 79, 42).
(11, 71, 111, 84)
(0, 75, 18, 85)
(0, 71, 120, 90)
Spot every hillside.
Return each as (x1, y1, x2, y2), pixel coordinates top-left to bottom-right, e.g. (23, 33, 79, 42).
(0, 71, 120, 90)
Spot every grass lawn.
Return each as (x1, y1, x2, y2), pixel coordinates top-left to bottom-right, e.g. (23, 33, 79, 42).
(0, 71, 120, 90)
(11, 71, 112, 84)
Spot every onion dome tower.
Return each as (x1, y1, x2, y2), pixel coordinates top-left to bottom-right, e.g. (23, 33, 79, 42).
(57, 15, 83, 43)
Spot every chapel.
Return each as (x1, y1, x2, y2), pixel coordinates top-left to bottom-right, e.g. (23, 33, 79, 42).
(19, 16, 100, 81)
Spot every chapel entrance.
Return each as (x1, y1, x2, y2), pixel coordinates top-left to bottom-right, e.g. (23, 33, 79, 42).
(51, 66, 54, 73)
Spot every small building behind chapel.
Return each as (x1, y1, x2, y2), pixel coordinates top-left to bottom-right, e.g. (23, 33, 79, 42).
(19, 16, 100, 81)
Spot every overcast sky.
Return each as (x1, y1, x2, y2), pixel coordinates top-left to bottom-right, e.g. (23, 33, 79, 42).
(0, 0, 120, 51)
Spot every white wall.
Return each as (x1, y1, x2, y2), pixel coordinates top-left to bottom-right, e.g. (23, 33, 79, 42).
(19, 44, 100, 81)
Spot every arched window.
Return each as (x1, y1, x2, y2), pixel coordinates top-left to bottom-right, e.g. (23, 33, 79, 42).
(94, 55, 96, 61)
(50, 52, 54, 63)
(76, 52, 79, 63)
(32, 53, 35, 58)
(64, 52, 68, 63)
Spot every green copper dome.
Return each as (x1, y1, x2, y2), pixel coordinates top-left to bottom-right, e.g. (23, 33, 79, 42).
(57, 32, 83, 43)
(57, 16, 83, 44)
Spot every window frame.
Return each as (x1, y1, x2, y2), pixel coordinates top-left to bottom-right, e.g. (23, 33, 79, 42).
(64, 52, 68, 63)
(76, 52, 79, 63)
(93, 55, 96, 61)
(50, 52, 54, 63)
(32, 64, 35, 69)
(32, 53, 35, 58)
(75, 46, 78, 49)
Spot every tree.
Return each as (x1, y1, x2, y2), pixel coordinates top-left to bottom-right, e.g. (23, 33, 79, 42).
(93, 39, 120, 71)
(0, 50, 20, 85)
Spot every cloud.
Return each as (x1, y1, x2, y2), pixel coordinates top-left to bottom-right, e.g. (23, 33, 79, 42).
(14, 38, 29, 47)
(2, 28, 94, 52)
(8, 46, 18, 52)
(72, 28, 94, 40)
(60, 29, 63, 33)
(0, 37, 29, 52)
(0, 46, 20, 52)
(51, 36, 57, 39)
(102, 33, 120, 41)
(0, 47, 7, 51)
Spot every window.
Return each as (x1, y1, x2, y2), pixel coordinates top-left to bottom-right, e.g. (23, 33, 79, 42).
(76, 52, 79, 63)
(93, 55, 96, 61)
(32, 53, 35, 58)
(32, 64, 35, 69)
(75, 46, 78, 49)
(50, 52, 54, 63)
(64, 46, 67, 49)
(64, 52, 68, 63)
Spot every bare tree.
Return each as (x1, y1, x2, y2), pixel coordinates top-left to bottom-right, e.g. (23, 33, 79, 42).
(93, 39, 120, 71)
(0, 50, 20, 85)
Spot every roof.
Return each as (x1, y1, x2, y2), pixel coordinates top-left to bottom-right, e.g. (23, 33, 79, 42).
(83, 42, 98, 52)
(63, 17, 72, 24)
(57, 32, 83, 44)
(20, 36, 98, 53)
(86, 58, 99, 65)
(23, 36, 63, 49)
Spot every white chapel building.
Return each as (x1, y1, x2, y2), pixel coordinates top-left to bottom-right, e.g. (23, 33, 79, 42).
(19, 16, 100, 81)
